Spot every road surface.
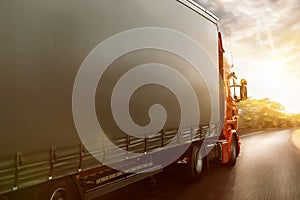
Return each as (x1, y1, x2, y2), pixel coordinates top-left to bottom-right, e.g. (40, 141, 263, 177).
(99, 128, 300, 200)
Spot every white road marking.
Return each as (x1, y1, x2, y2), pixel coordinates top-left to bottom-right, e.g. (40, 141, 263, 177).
(240, 131, 264, 138)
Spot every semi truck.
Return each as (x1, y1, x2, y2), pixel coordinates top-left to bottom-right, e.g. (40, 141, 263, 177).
(0, 0, 248, 199)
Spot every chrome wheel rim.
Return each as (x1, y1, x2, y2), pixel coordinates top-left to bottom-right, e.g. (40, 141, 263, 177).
(195, 149, 203, 173)
(50, 187, 67, 200)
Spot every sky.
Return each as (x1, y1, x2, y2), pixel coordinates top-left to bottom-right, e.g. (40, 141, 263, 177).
(196, 0, 300, 113)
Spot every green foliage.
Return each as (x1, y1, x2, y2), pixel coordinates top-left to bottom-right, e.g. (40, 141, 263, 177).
(238, 98, 300, 130)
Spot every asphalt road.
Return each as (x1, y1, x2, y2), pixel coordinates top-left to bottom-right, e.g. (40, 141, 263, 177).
(99, 128, 300, 200)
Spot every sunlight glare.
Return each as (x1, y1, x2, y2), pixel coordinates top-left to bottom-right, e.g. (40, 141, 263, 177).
(292, 129, 300, 150)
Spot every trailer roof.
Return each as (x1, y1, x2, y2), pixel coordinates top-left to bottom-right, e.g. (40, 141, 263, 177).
(177, 0, 219, 27)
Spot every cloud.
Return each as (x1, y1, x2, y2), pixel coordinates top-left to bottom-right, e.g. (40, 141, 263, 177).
(196, 0, 299, 34)
(195, 0, 300, 65)
(194, 0, 300, 112)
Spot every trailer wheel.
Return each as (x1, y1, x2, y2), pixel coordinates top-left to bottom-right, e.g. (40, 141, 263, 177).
(187, 145, 204, 179)
(37, 177, 79, 200)
(228, 136, 237, 166)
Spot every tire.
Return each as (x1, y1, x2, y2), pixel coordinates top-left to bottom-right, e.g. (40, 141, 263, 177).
(186, 145, 205, 180)
(36, 177, 79, 200)
(227, 136, 237, 166)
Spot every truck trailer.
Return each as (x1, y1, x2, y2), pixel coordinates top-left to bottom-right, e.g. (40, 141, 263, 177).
(0, 0, 247, 199)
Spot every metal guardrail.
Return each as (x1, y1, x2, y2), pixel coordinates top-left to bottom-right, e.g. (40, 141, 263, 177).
(0, 123, 221, 194)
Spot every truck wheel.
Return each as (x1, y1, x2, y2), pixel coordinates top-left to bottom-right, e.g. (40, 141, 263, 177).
(227, 136, 237, 166)
(37, 177, 79, 200)
(187, 145, 204, 179)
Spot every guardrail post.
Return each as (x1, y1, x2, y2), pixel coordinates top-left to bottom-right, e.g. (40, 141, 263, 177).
(144, 138, 148, 154)
(79, 144, 84, 172)
(161, 129, 164, 148)
(126, 135, 130, 159)
(49, 146, 56, 180)
(13, 152, 22, 191)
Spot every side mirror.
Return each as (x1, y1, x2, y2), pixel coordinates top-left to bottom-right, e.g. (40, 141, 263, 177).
(240, 85, 247, 100)
(240, 79, 248, 100)
(240, 79, 247, 85)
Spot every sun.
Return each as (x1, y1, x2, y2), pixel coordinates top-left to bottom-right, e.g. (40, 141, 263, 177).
(251, 56, 300, 113)
(270, 59, 285, 70)
(258, 58, 288, 85)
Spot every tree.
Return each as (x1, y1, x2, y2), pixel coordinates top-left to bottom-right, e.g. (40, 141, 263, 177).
(238, 98, 300, 130)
